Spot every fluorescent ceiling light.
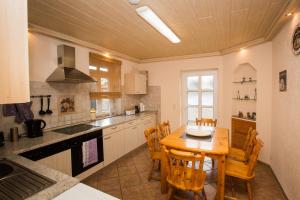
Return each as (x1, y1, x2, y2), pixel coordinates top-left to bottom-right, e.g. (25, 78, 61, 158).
(89, 65, 97, 70)
(136, 6, 181, 43)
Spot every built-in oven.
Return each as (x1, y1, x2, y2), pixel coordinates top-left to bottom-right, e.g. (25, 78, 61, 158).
(19, 129, 104, 177)
(71, 129, 104, 176)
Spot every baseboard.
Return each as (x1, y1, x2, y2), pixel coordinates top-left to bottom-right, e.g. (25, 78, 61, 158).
(258, 161, 289, 200)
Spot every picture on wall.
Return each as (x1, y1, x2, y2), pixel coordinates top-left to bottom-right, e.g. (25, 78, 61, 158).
(58, 95, 75, 114)
(279, 70, 287, 92)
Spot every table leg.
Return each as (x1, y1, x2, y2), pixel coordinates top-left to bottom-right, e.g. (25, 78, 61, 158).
(216, 155, 226, 200)
(160, 147, 168, 194)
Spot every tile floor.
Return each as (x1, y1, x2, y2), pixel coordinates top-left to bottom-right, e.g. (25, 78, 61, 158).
(82, 145, 286, 200)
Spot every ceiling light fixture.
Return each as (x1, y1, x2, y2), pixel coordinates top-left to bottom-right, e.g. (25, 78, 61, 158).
(286, 12, 293, 17)
(136, 6, 181, 43)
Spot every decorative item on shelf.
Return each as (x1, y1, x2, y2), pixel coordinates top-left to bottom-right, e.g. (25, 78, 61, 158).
(238, 111, 243, 118)
(244, 95, 249, 100)
(237, 90, 240, 99)
(292, 23, 300, 55)
(279, 70, 287, 92)
(249, 77, 252, 82)
(251, 112, 256, 120)
(254, 88, 257, 100)
(247, 112, 251, 119)
(242, 77, 246, 83)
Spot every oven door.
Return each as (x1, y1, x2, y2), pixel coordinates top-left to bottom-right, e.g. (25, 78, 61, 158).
(71, 129, 104, 177)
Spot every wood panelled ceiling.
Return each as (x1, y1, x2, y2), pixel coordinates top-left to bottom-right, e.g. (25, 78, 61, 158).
(28, 0, 291, 60)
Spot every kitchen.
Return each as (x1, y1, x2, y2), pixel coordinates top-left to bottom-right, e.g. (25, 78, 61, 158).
(1, 0, 300, 200)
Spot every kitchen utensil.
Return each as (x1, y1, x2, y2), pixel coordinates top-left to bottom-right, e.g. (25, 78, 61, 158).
(10, 127, 19, 142)
(45, 96, 53, 114)
(25, 119, 46, 138)
(39, 97, 46, 115)
(0, 132, 4, 147)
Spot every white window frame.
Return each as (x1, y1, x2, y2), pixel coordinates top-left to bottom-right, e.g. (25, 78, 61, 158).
(181, 70, 218, 125)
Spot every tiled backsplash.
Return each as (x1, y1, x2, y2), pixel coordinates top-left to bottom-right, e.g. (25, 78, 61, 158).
(0, 82, 161, 137)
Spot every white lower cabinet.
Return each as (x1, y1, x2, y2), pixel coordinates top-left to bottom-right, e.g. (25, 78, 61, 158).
(103, 129, 124, 166)
(124, 125, 139, 154)
(37, 149, 72, 176)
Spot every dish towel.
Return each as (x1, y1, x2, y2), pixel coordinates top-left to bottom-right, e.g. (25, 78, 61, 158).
(82, 138, 98, 168)
(2, 102, 34, 123)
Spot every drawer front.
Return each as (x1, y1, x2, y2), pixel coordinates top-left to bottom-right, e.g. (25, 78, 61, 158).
(103, 124, 123, 136)
(124, 120, 138, 128)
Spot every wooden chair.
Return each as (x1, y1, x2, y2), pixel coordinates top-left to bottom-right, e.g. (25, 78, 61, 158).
(228, 128, 257, 163)
(144, 127, 161, 181)
(164, 147, 207, 200)
(195, 118, 217, 127)
(195, 118, 217, 168)
(159, 120, 171, 139)
(225, 138, 264, 200)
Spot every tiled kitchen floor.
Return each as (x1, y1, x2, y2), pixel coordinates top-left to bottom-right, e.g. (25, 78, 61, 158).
(82, 145, 286, 200)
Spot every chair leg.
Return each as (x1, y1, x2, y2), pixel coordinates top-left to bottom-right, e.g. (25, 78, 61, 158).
(148, 160, 155, 181)
(246, 181, 253, 200)
(193, 192, 199, 200)
(202, 189, 207, 200)
(167, 186, 174, 200)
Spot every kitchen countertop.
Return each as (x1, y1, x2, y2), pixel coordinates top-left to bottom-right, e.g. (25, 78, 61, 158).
(0, 111, 156, 200)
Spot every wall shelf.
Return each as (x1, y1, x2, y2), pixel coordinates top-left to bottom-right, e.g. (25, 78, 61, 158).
(232, 80, 257, 84)
(232, 98, 256, 101)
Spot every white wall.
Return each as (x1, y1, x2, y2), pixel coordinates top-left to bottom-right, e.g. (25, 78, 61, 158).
(271, 11, 300, 200)
(138, 42, 273, 163)
(28, 33, 137, 83)
(222, 43, 273, 163)
(138, 56, 224, 129)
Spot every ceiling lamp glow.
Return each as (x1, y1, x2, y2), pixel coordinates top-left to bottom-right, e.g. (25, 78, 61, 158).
(136, 6, 181, 43)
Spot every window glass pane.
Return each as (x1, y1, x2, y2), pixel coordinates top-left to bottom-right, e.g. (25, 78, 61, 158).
(100, 78, 109, 91)
(188, 92, 199, 106)
(187, 76, 199, 90)
(188, 107, 199, 121)
(202, 92, 214, 106)
(202, 107, 214, 118)
(201, 76, 214, 90)
(90, 100, 96, 109)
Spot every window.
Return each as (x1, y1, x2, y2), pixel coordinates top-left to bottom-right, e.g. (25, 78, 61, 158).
(90, 99, 111, 116)
(182, 71, 217, 125)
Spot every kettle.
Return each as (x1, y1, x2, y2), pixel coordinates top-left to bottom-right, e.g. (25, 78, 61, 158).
(25, 119, 46, 138)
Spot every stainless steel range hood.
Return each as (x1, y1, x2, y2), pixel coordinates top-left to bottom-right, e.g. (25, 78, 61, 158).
(46, 45, 96, 83)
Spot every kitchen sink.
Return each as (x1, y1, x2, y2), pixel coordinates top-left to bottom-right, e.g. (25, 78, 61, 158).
(0, 159, 56, 200)
(0, 163, 13, 179)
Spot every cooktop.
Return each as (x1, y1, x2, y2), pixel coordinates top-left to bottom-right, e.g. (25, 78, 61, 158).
(52, 124, 98, 135)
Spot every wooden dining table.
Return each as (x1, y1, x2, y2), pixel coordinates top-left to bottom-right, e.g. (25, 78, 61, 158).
(160, 125, 229, 200)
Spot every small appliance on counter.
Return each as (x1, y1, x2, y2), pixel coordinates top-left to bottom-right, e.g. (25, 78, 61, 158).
(0, 131, 4, 147)
(134, 105, 140, 114)
(125, 109, 136, 116)
(10, 127, 19, 142)
(25, 119, 46, 138)
(139, 102, 145, 112)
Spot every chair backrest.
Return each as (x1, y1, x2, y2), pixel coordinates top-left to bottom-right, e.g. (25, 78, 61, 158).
(195, 118, 217, 127)
(242, 127, 254, 150)
(164, 147, 205, 190)
(144, 127, 161, 158)
(159, 120, 171, 139)
(247, 138, 264, 177)
(243, 129, 257, 162)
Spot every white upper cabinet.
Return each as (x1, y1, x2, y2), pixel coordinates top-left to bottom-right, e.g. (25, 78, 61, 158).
(124, 71, 147, 94)
(0, 0, 30, 104)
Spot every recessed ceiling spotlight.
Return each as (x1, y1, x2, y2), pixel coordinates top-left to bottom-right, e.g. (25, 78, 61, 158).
(128, 0, 140, 5)
(286, 12, 293, 17)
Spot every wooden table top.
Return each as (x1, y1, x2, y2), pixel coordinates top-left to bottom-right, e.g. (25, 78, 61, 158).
(160, 126, 229, 155)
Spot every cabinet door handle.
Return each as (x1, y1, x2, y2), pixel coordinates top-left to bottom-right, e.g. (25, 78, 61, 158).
(132, 127, 137, 130)
(111, 126, 118, 130)
(104, 136, 111, 140)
